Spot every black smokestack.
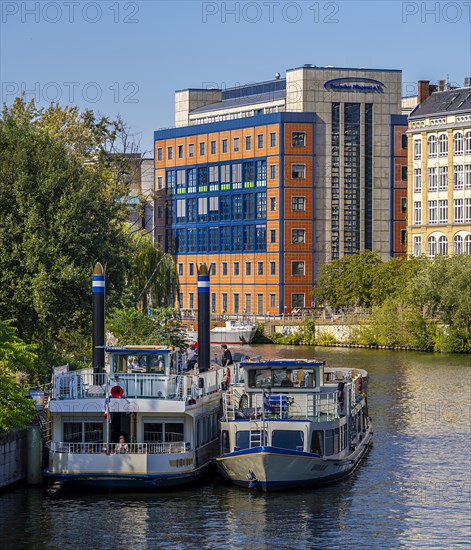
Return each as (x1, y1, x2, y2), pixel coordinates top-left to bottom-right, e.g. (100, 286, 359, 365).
(92, 262, 105, 374)
(197, 263, 210, 373)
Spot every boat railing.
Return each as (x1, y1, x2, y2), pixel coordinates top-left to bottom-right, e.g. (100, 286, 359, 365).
(222, 390, 340, 421)
(50, 441, 190, 454)
(51, 365, 239, 401)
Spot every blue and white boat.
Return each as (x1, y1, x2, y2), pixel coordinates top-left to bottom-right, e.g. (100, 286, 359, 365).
(45, 346, 231, 489)
(216, 359, 372, 491)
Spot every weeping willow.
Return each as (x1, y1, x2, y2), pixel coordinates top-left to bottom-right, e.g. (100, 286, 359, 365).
(127, 229, 179, 311)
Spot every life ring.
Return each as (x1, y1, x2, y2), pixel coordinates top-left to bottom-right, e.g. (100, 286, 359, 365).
(358, 376, 363, 393)
(225, 368, 231, 387)
(111, 385, 124, 398)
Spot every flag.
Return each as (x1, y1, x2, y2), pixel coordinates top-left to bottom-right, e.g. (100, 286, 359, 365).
(104, 379, 111, 423)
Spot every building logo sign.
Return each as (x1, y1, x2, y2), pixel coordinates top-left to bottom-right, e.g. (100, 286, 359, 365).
(324, 77, 385, 93)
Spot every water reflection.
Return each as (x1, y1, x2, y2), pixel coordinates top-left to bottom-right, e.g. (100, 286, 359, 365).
(1, 348, 470, 548)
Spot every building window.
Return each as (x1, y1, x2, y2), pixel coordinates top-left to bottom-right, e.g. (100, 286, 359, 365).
(157, 205, 162, 218)
(233, 137, 240, 152)
(270, 132, 276, 147)
(428, 236, 437, 259)
(200, 142, 205, 156)
(222, 262, 228, 276)
(270, 261, 276, 275)
(178, 145, 183, 159)
(189, 143, 194, 157)
(257, 261, 263, 275)
(222, 293, 228, 312)
(234, 293, 240, 314)
(245, 294, 252, 314)
(270, 165, 276, 179)
(414, 201, 422, 225)
(453, 234, 463, 254)
(438, 235, 448, 255)
(465, 165, 471, 189)
(157, 176, 163, 190)
(189, 292, 194, 310)
(413, 168, 422, 192)
(292, 196, 306, 211)
(292, 229, 305, 243)
(168, 146, 173, 160)
(438, 200, 448, 224)
(466, 235, 471, 254)
(222, 139, 228, 153)
(210, 262, 216, 276)
(270, 196, 276, 211)
(465, 198, 471, 223)
(413, 139, 421, 160)
(245, 136, 252, 150)
(413, 235, 422, 257)
(210, 141, 216, 154)
(270, 229, 276, 243)
(454, 165, 464, 189)
(428, 200, 438, 224)
(427, 135, 437, 158)
(400, 229, 407, 245)
(178, 292, 183, 308)
(234, 262, 239, 276)
(401, 197, 407, 213)
(292, 164, 305, 179)
(454, 199, 464, 223)
(438, 134, 448, 156)
(454, 132, 463, 155)
(178, 263, 183, 276)
(292, 261, 305, 276)
(245, 262, 251, 276)
(257, 134, 264, 148)
(401, 165, 407, 181)
(292, 132, 305, 147)
(157, 147, 162, 161)
(428, 168, 437, 192)
(439, 166, 448, 190)
(401, 134, 407, 149)
(189, 263, 194, 276)
(292, 294, 304, 308)
(465, 131, 471, 154)
(270, 293, 276, 308)
(211, 293, 216, 313)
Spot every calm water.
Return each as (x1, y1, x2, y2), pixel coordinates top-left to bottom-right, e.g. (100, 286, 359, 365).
(1, 347, 470, 549)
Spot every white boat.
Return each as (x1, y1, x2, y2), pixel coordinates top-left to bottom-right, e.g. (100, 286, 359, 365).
(44, 346, 232, 489)
(216, 359, 372, 491)
(186, 319, 257, 344)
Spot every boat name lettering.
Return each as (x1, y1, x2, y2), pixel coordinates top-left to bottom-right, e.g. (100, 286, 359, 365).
(310, 464, 328, 471)
(169, 458, 193, 467)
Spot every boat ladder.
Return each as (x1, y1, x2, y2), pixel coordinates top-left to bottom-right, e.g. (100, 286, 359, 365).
(249, 420, 267, 448)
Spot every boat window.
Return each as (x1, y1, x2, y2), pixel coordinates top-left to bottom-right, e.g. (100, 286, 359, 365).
(165, 423, 184, 442)
(64, 421, 103, 443)
(248, 369, 272, 388)
(236, 431, 250, 450)
(144, 422, 184, 443)
(272, 430, 304, 451)
(235, 430, 267, 450)
(144, 422, 163, 442)
(221, 430, 230, 454)
(310, 430, 324, 455)
(325, 429, 334, 455)
(272, 369, 294, 388)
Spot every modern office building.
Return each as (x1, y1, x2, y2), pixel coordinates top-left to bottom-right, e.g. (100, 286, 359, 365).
(407, 84, 471, 257)
(155, 66, 403, 314)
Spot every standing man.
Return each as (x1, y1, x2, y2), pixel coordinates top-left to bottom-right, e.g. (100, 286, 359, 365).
(221, 344, 233, 367)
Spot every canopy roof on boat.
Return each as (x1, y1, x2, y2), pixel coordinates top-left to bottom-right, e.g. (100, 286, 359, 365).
(105, 346, 174, 355)
(240, 359, 325, 370)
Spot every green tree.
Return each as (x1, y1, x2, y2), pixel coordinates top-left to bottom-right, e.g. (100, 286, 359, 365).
(0, 320, 37, 432)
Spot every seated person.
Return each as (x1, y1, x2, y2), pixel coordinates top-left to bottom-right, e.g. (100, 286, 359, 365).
(115, 435, 129, 454)
(185, 345, 197, 371)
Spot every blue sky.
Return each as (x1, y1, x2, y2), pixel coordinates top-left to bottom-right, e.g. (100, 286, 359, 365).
(1, 0, 470, 152)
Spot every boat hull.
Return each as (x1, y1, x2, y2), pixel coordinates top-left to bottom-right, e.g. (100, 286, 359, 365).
(43, 462, 213, 490)
(216, 427, 373, 491)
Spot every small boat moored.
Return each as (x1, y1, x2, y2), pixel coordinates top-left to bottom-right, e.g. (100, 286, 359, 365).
(186, 319, 257, 344)
(216, 359, 372, 491)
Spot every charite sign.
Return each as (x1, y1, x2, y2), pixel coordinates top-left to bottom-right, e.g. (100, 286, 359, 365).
(324, 77, 385, 93)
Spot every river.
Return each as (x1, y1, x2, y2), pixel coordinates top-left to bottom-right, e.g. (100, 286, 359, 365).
(1, 346, 470, 549)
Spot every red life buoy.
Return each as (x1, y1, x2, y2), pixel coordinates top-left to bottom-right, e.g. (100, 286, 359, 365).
(111, 385, 124, 398)
(225, 368, 231, 387)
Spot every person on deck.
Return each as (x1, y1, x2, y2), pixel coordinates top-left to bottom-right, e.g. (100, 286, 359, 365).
(221, 344, 233, 367)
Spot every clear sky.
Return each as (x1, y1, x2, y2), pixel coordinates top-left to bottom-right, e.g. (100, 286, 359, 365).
(1, 0, 470, 153)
